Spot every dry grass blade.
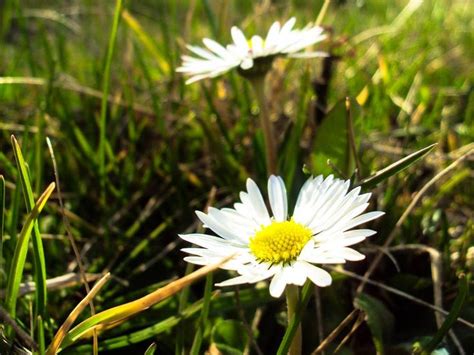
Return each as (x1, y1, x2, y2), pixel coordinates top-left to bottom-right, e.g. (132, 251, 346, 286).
(60, 254, 236, 350)
(0, 76, 154, 115)
(357, 147, 473, 293)
(46, 273, 111, 355)
(0, 272, 102, 298)
(315, 0, 331, 26)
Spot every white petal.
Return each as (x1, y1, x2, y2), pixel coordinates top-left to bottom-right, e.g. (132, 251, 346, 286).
(231, 26, 249, 51)
(195, 211, 246, 243)
(179, 233, 243, 249)
(293, 175, 322, 219)
(343, 229, 377, 238)
(268, 175, 288, 221)
(338, 247, 366, 261)
(298, 262, 332, 287)
(240, 57, 254, 70)
(215, 275, 253, 287)
(203, 38, 233, 59)
(250, 35, 264, 57)
(264, 21, 280, 51)
(280, 17, 296, 36)
(269, 270, 287, 298)
(186, 44, 219, 60)
(208, 207, 254, 240)
(288, 263, 308, 286)
(299, 243, 346, 264)
(338, 211, 385, 231)
(183, 256, 210, 266)
(246, 178, 271, 225)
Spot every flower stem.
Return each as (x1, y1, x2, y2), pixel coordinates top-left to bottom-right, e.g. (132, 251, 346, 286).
(286, 284, 302, 355)
(249, 75, 277, 175)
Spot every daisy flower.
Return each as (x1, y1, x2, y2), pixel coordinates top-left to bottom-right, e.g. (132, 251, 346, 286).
(179, 175, 384, 298)
(177, 17, 327, 84)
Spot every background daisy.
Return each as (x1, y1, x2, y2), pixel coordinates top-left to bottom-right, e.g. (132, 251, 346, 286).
(177, 17, 327, 84)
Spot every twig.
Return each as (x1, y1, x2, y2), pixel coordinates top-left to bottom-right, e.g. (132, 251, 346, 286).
(314, 286, 325, 355)
(388, 244, 465, 355)
(330, 266, 474, 329)
(357, 148, 473, 294)
(235, 287, 264, 355)
(311, 309, 359, 354)
(0, 305, 38, 351)
(333, 311, 365, 353)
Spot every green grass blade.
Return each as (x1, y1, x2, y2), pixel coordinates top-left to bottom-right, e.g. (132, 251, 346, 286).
(122, 9, 167, 75)
(4, 182, 55, 320)
(190, 273, 213, 355)
(0, 175, 4, 288)
(358, 143, 437, 189)
(419, 274, 469, 355)
(37, 315, 45, 355)
(201, 0, 218, 37)
(277, 281, 313, 355)
(144, 343, 156, 355)
(11, 135, 48, 325)
(98, 0, 123, 202)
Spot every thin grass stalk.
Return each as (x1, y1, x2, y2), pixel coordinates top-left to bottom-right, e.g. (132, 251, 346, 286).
(345, 97, 361, 178)
(175, 262, 194, 354)
(0, 176, 4, 288)
(250, 76, 277, 175)
(98, 0, 123, 203)
(315, 0, 331, 26)
(190, 273, 213, 354)
(419, 274, 469, 355)
(46, 137, 99, 354)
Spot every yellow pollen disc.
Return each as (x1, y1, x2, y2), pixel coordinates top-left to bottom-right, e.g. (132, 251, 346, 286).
(249, 220, 312, 264)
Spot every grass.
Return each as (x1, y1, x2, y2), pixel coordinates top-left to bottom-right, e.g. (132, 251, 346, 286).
(0, 0, 473, 354)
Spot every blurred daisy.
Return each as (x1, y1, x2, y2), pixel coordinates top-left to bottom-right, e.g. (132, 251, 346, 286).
(177, 18, 327, 84)
(179, 175, 384, 298)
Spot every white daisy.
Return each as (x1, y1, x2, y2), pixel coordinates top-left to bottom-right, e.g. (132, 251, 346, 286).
(179, 175, 384, 298)
(177, 17, 327, 84)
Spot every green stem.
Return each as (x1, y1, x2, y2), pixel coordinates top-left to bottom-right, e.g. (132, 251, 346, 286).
(286, 285, 302, 355)
(249, 75, 277, 175)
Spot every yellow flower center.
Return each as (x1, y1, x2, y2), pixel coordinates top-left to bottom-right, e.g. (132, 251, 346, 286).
(249, 220, 312, 264)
